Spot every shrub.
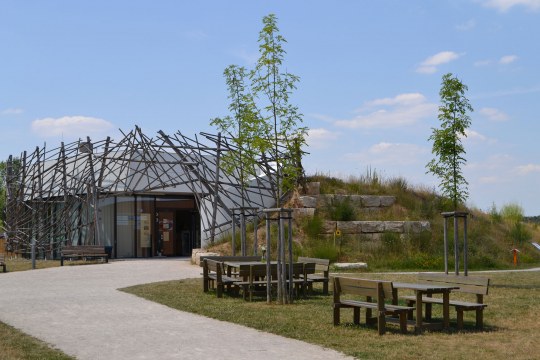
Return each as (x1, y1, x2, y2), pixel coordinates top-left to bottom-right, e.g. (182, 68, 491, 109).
(327, 197, 355, 221)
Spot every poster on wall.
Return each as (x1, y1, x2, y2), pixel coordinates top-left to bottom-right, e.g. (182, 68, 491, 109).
(140, 213, 151, 248)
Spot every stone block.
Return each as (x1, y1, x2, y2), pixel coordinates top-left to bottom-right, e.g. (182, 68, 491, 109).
(336, 221, 360, 234)
(333, 262, 368, 270)
(379, 196, 396, 207)
(360, 221, 385, 233)
(292, 208, 315, 219)
(360, 195, 381, 208)
(405, 221, 431, 233)
(384, 221, 405, 233)
(322, 220, 337, 234)
(193, 251, 220, 266)
(299, 196, 318, 208)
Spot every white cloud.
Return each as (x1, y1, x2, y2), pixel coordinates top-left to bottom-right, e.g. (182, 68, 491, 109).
(464, 129, 488, 142)
(416, 51, 461, 74)
(31, 116, 114, 138)
(499, 55, 518, 64)
(364, 93, 426, 107)
(335, 93, 437, 129)
(234, 48, 259, 65)
(516, 164, 540, 175)
(480, 0, 540, 12)
(306, 128, 339, 149)
(345, 142, 428, 166)
(456, 19, 476, 31)
(474, 59, 492, 67)
(479, 107, 510, 122)
(1, 108, 24, 115)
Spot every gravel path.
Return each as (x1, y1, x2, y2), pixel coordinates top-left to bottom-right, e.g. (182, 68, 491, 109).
(0, 258, 352, 360)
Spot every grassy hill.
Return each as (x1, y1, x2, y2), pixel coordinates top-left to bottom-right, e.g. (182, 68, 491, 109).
(209, 172, 540, 271)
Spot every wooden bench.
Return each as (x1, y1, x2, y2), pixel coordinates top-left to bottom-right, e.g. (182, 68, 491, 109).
(60, 245, 109, 266)
(333, 276, 415, 335)
(198, 255, 262, 266)
(298, 256, 330, 294)
(401, 273, 490, 330)
(234, 263, 279, 301)
(202, 259, 238, 298)
(0, 253, 6, 273)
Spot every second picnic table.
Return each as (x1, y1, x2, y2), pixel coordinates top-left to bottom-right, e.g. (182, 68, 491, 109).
(392, 282, 459, 333)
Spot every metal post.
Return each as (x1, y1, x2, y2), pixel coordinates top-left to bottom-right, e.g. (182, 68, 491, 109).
(463, 215, 468, 276)
(288, 211, 294, 302)
(443, 217, 448, 275)
(240, 210, 246, 256)
(253, 213, 258, 256)
(31, 237, 36, 270)
(231, 211, 236, 256)
(265, 212, 271, 304)
(454, 215, 459, 275)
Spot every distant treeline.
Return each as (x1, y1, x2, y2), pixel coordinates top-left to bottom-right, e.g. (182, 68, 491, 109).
(525, 216, 540, 224)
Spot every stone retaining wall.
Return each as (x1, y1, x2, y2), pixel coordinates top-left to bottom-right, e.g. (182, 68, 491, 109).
(322, 220, 430, 235)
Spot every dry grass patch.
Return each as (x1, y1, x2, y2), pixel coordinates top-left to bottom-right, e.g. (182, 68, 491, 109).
(0, 322, 74, 360)
(122, 271, 539, 360)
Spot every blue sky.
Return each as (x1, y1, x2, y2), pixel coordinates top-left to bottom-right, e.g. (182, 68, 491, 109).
(1, 0, 539, 215)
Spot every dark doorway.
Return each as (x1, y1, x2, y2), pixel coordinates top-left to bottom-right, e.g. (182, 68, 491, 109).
(176, 211, 194, 256)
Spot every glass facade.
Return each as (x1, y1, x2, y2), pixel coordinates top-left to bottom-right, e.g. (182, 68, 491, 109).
(92, 194, 200, 259)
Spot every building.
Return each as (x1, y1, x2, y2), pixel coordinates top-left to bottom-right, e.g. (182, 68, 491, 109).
(3, 127, 276, 259)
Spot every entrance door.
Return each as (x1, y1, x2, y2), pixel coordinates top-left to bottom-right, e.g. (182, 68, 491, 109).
(176, 211, 195, 256)
(157, 211, 175, 256)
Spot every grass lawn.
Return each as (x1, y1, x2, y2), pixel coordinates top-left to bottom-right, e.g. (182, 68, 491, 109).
(122, 271, 540, 360)
(0, 322, 74, 360)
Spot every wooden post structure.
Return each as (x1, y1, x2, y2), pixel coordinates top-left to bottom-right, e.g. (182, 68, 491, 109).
(262, 208, 294, 305)
(442, 211, 469, 275)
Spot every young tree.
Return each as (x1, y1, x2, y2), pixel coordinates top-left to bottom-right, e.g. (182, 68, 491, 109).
(211, 64, 261, 203)
(211, 14, 307, 207)
(250, 13, 306, 206)
(426, 73, 473, 210)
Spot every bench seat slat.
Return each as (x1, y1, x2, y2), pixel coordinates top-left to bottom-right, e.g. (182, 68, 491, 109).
(401, 295, 487, 309)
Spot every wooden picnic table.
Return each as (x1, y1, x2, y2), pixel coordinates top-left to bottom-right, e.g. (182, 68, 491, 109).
(392, 282, 459, 333)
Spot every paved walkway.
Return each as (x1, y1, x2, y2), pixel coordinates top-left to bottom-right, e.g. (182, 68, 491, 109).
(0, 258, 352, 360)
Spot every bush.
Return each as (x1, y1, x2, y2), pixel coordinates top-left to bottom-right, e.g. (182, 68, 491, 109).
(327, 197, 355, 221)
(307, 240, 339, 262)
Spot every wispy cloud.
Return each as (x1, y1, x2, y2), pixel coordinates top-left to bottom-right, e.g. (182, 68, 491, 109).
(516, 163, 540, 175)
(31, 116, 114, 137)
(464, 129, 488, 142)
(1, 108, 24, 115)
(334, 93, 437, 129)
(472, 85, 540, 99)
(479, 0, 540, 12)
(345, 142, 428, 166)
(456, 19, 476, 31)
(499, 54, 518, 64)
(234, 48, 259, 65)
(306, 128, 339, 149)
(479, 107, 510, 122)
(416, 51, 462, 74)
(474, 59, 492, 67)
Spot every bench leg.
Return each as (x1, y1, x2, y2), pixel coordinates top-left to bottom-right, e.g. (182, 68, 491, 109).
(406, 300, 415, 320)
(1, 264, 6, 273)
(217, 283, 223, 298)
(323, 280, 329, 295)
(353, 307, 360, 325)
(457, 309, 464, 330)
(333, 306, 340, 326)
(399, 312, 408, 334)
(60, 257, 64, 266)
(378, 311, 386, 335)
(476, 308, 483, 330)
